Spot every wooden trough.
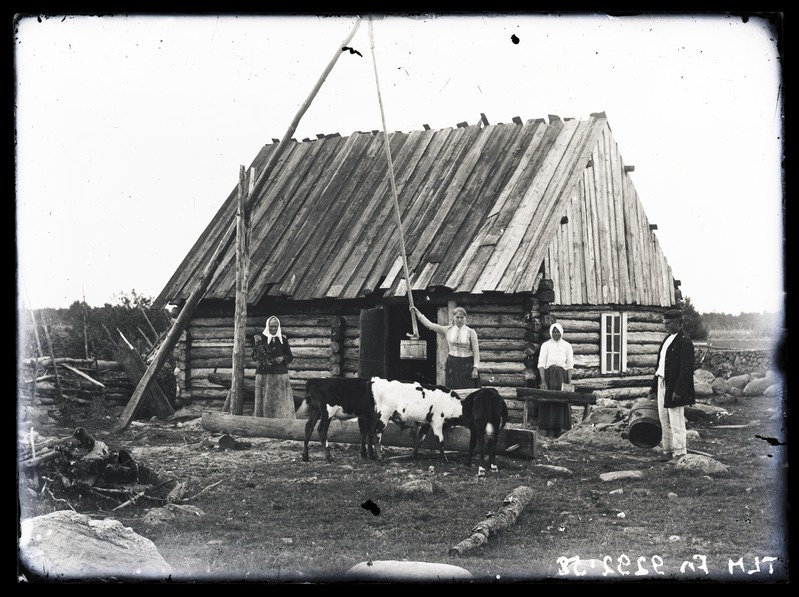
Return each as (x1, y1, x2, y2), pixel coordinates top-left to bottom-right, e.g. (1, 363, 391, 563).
(201, 412, 536, 459)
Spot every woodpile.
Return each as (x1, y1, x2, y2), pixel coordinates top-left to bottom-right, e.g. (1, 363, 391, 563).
(20, 356, 176, 417)
(20, 357, 133, 409)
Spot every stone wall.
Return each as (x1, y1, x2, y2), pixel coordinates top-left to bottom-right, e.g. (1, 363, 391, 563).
(695, 347, 776, 378)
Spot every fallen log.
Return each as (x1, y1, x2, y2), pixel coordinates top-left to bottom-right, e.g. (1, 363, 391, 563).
(201, 413, 536, 459)
(448, 486, 535, 557)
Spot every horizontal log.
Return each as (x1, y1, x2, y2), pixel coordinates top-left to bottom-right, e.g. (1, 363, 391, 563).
(459, 314, 526, 327)
(514, 388, 597, 405)
(21, 357, 122, 370)
(550, 319, 600, 333)
(627, 354, 658, 367)
(191, 315, 338, 328)
(627, 331, 667, 344)
(573, 355, 600, 368)
(572, 375, 652, 390)
(462, 304, 526, 315)
(474, 327, 526, 340)
(594, 387, 650, 400)
(201, 413, 536, 459)
(472, 340, 526, 352)
(627, 321, 667, 332)
(562, 332, 600, 343)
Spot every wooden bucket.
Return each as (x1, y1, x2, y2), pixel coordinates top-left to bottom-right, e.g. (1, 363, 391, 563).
(400, 338, 427, 360)
(627, 401, 662, 448)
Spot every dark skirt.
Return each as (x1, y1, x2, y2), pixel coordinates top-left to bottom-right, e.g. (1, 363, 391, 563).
(446, 355, 480, 390)
(540, 366, 572, 434)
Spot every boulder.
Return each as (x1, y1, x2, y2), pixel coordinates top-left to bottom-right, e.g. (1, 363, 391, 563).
(693, 369, 716, 383)
(743, 377, 771, 396)
(727, 374, 751, 389)
(711, 378, 730, 395)
(764, 384, 783, 397)
(396, 480, 435, 495)
(18, 510, 172, 581)
(673, 454, 729, 476)
(694, 381, 714, 397)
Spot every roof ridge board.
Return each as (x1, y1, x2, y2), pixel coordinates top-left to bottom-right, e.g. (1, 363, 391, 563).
(293, 131, 412, 300)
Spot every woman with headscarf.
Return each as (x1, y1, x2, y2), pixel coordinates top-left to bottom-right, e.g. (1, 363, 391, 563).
(252, 316, 295, 418)
(536, 322, 575, 434)
(411, 305, 481, 390)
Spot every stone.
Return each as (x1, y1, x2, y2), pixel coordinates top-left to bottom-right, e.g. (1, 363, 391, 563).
(18, 510, 172, 581)
(693, 369, 716, 383)
(396, 480, 434, 495)
(727, 374, 751, 389)
(599, 470, 643, 482)
(694, 381, 714, 396)
(743, 377, 771, 396)
(711, 378, 731, 395)
(764, 384, 783, 397)
(673, 453, 730, 475)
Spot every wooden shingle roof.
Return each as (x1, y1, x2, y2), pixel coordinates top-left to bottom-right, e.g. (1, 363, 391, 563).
(154, 112, 675, 308)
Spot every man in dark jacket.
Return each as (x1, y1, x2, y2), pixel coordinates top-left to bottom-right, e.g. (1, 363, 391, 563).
(648, 308, 695, 464)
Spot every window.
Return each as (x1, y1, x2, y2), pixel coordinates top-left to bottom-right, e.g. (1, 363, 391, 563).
(601, 312, 628, 374)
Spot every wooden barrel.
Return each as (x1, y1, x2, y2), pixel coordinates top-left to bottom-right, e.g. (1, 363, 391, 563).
(628, 400, 661, 448)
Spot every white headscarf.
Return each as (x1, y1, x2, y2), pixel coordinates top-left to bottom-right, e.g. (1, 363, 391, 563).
(264, 316, 283, 344)
(549, 322, 564, 341)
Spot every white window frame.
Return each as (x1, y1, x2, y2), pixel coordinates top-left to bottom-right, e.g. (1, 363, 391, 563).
(600, 312, 628, 374)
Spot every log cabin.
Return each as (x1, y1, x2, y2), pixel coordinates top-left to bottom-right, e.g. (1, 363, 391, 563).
(153, 112, 683, 422)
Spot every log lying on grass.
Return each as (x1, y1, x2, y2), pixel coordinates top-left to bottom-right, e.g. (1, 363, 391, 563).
(448, 485, 535, 557)
(201, 412, 536, 459)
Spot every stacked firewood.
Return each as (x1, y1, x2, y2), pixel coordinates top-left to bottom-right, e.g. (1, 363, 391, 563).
(20, 357, 134, 410)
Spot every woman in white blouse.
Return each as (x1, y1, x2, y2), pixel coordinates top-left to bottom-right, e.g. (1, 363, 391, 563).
(536, 322, 575, 435)
(537, 322, 574, 390)
(411, 306, 481, 390)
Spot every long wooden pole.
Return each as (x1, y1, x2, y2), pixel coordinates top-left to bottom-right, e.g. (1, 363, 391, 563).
(225, 166, 253, 415)
(368, 19, 419, 339)
(139, 306, 160, 342)
(113, 19, 362, 433)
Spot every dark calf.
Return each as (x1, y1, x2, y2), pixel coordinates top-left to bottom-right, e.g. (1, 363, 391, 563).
(301, 378, 384, 463)
(461, 387, 508, 472)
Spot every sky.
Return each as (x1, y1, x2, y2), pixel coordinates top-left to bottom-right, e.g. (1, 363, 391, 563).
(14, 13, 784, 316)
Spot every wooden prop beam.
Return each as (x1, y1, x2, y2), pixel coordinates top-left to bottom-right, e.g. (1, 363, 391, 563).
(114, 343, 174, 419)
(114, 19, 362, 433)
(201, 412, 536, 459)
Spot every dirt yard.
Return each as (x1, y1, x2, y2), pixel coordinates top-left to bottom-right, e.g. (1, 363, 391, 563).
(17, 389, 789, 584)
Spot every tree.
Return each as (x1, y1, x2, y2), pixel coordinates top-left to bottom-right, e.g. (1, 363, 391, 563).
(682, 296, 708, 340)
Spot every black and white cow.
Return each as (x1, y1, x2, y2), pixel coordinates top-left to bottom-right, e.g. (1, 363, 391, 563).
(370, 377, 463, 462)
(301, 378, 384, 463)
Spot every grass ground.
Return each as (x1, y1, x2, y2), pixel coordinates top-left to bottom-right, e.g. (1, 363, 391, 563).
(18, 389, 789, 584)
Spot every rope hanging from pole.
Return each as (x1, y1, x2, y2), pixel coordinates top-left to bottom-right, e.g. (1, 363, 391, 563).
(368, 18, 420, 341)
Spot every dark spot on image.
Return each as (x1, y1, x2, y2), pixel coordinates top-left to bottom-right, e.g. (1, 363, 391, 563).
(361, 499, 381, 516)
